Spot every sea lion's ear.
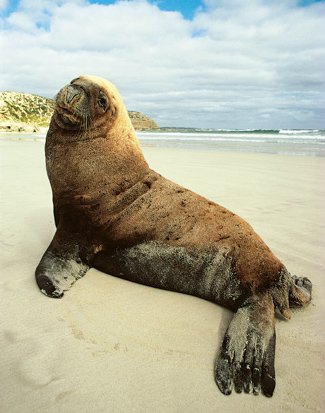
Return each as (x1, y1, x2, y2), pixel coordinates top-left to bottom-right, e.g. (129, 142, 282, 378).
(97, 90, 109, 112)
(110, 102, 116, 115)
(109, 95, 117, 115)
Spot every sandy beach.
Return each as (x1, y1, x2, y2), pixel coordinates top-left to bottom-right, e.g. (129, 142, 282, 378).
(0, 138, 324, 412)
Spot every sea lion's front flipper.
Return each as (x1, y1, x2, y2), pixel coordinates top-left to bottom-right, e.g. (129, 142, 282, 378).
(35, 232, 90, 298)
(215, 292, 276, 397)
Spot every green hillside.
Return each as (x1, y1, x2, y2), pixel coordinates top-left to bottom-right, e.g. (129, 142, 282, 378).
(0, 92, 158, 132)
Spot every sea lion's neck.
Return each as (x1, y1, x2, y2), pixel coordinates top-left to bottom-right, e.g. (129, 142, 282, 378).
(45, 123, 150, 203)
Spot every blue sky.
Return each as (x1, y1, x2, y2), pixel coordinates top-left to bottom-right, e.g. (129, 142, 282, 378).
(1, 1, 204, 19)
(2, 0, 323, 19)
(1, 0, 324, 128)
(2, 0, 324, 18)
(93, 0, 324, 17)
(89, 1, 206, 19)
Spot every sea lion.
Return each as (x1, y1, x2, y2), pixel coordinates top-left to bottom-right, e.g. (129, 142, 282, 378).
(35, 75, 312, 397)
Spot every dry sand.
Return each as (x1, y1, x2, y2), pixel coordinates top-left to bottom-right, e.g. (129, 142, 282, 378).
(0, 138, 324, 412)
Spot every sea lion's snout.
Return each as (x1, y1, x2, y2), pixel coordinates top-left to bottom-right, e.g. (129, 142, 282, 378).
(55, 83, 89, 128)
(56, 84, 86, 109)
(64, 84, 83, 104)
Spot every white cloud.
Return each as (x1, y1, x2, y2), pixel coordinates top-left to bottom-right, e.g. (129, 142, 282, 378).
(0, 0, 8, 11)
(0, 0, 324, 128)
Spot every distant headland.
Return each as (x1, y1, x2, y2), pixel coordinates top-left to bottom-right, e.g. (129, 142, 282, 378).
(0, 91, 159, 133)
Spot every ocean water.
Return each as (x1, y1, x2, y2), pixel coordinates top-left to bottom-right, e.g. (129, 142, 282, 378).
(1, 129, 324, 157)
(137, 129, 325, 157)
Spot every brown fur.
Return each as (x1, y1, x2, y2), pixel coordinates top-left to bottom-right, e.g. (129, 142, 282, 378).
(46, 75, 282, 298)
(36, 75, 312, 397)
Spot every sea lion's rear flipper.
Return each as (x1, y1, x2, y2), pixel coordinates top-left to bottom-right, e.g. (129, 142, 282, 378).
(270, 269, 312, 320)
(215, 292, 276, 397)
(35, 232, 90, 298)
(289, 275, 312, 307)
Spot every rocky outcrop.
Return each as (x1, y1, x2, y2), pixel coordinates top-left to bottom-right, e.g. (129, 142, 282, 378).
(128, 111, 159, 131)
(0, 92, 158, 132)
(0, 120, 40, 133)
(0, 92, 54, 132)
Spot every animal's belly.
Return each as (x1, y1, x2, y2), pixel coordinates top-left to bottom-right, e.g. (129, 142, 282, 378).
(93, 241, 245, 310)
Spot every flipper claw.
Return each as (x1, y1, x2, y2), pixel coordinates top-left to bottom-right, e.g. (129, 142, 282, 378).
(215, 293, 276, 397)
(37, 275, 64, 298)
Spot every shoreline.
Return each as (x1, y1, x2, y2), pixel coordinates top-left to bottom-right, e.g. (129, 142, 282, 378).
(1, 131, 325, 157)
(1, 140, 324, 412)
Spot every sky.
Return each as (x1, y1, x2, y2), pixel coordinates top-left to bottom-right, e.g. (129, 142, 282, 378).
(0, 0, 324, 129)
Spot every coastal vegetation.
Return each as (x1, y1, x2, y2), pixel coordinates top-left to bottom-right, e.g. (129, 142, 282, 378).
(0, 92, 159, 132)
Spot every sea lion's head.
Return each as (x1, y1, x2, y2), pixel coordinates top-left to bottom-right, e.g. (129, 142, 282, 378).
(46, 75, 147, 195)
(52, 75, 127, 134)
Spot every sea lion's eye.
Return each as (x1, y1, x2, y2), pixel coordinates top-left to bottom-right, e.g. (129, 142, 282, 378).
(98, 92, 108, 111)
